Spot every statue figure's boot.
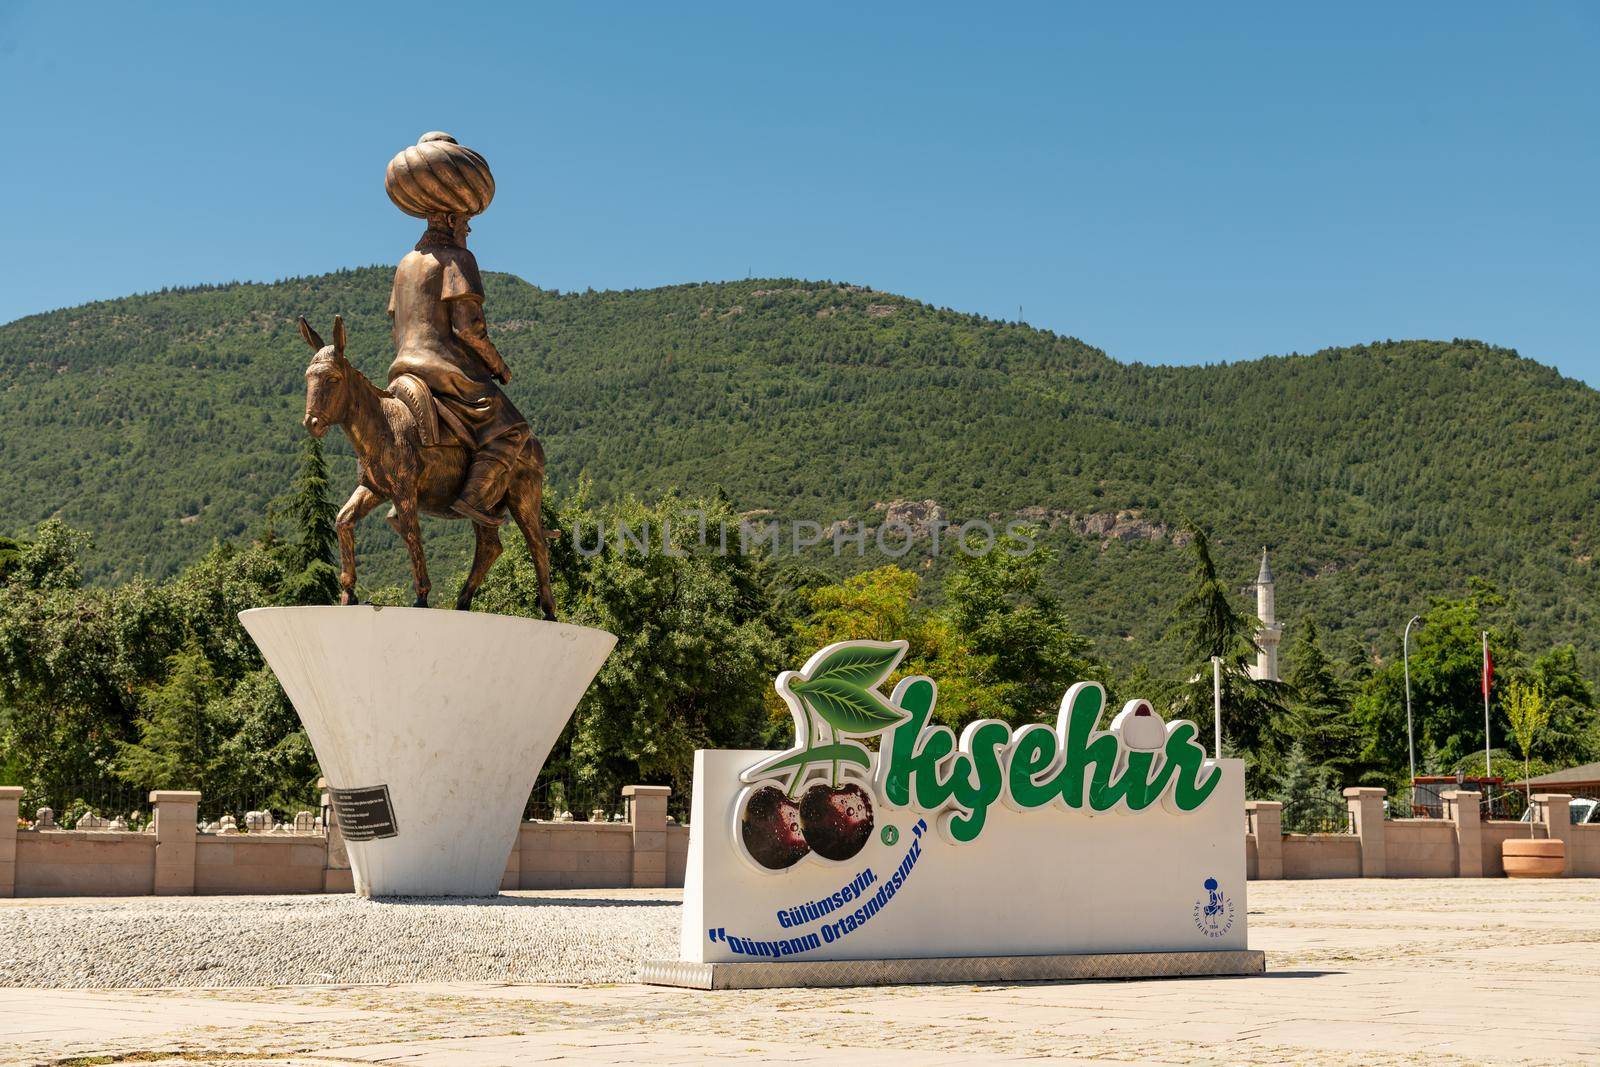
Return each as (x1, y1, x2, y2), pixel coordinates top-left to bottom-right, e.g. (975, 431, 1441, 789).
(451, 456, 509, 526)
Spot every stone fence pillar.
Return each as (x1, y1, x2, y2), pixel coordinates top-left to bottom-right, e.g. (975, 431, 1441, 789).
(1344, 787, 1387, 877)
(150, 790, 200, 896)
(1246, 800, 1282, 880)
(319, 777, 352, 893)
(1442, 790, 1482, 877)
(0, 786, 22, 898)
(1533, 793, 1573, 876)
(623, 785, 671, 889)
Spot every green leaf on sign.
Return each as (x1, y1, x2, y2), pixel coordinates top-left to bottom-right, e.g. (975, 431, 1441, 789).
(792, 676, 907, 735)
(805, 644, 901, 688)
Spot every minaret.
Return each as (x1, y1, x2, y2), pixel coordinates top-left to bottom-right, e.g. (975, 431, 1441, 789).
(1252, 547, 1283, 682)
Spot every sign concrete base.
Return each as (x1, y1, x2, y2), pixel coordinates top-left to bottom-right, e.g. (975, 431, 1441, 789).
(240, 606, 615, 898)
(641, 949, 1266, 990)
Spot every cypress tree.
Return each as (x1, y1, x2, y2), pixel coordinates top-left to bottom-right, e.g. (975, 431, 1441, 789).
(1274, 740, 1339, 833)
(289, 437, 337, 573)
(1168, 526, 1256, 665)
(277, 437, 340, 605)
(1286, 620, 1359, 784)
(115, 640, 222, 789)
(1165, 524, 1293, 794)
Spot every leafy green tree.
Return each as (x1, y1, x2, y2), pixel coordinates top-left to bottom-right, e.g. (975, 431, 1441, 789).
(799, 565, 921, 645)
(1502, 681, 1550, 838)
(474, 489, 790, 797)
(0, 535, 25, 583)
(10, 520, 90, 592)
(0, 518, 313, 809)
(789, 565, 1006, 727)
(1527, 646, 1599, 764)
(168, 540, 289, 680)
(209, 667, 319, 811)
(941, 534, 1101, 725)
(790, 538, 1103, 730)
(1164, 525, 1292, 794)
(1352, 581, 1517, 782)
(0, 522, 186, 800)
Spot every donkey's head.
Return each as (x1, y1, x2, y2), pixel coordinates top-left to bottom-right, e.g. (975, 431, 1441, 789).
(298, 315, 350, 438)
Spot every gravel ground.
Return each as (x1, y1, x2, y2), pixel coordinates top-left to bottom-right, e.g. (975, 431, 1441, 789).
(0, 891, 680, 989)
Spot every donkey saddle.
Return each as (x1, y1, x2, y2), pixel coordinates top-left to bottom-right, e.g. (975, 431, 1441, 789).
(388, 373, 471, 449)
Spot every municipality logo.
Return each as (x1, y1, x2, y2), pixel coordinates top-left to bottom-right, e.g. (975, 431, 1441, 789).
(1193, 876, 1235, 939)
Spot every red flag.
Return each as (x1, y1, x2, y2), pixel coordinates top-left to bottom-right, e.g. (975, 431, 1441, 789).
(1482, 640, 1493, 701)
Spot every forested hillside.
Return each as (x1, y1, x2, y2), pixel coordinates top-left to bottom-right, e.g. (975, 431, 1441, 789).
(3, 268, 1597, 675)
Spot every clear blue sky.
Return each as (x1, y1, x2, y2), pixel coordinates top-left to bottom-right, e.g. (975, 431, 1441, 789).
(3, 2, 1596, 380)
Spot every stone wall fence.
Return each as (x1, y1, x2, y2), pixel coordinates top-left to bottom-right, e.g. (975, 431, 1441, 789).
(1245, 788, 1599, 879)
(1, 781, 687, 898)
(5, 782, 1595, 897)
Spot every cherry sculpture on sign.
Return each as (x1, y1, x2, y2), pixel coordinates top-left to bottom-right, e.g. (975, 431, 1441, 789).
(736, 639, 1222, 868)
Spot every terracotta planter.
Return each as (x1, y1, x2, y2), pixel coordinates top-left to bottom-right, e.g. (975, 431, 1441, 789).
(1502, 838, 1565, 878)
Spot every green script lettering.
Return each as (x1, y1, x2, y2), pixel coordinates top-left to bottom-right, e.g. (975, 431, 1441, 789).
(1058, 684, 1119, 809)
(945, 721, 1009, 841)
(1167, 722, 1222, 809)
(879, 677, 1224, 840)
(1006, 725, 1058, 808)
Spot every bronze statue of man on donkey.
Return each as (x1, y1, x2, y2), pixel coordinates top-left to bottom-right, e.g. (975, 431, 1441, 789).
(297, 132, 556, 618)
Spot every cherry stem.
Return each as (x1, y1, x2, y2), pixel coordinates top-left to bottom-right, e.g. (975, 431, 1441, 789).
(786, 709, 816, 798)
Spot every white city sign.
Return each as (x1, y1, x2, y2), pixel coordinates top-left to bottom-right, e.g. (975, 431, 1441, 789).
(680, 640, 1248, 964)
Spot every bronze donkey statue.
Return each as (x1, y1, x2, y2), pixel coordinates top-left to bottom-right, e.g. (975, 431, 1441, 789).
(297, 315, 557, 618)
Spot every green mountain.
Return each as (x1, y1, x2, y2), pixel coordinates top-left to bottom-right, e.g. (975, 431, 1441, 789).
(4, 268, 1597, 675)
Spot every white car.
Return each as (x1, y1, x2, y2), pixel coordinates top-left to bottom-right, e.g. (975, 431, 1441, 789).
(1519, 796, 1599, 825)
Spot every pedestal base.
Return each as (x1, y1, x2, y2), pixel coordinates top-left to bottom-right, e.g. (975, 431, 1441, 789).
(240, 606, 615, 898)
(641, 949, 1266, 990)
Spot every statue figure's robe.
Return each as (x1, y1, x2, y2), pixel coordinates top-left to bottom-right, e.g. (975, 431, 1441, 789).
(387, 238, 527, 463)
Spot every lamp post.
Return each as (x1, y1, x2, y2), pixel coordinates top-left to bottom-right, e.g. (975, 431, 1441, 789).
(1403, 615, 1421, 805)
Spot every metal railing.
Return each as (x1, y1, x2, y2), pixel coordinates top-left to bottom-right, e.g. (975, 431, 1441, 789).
(196, 791, 321, 830)
(521, 772, 688, 824)
(26, 780, 151, 829)
(1391, 782, 1529, 821)
(523, 773, 627, 822)
(1279, 792, 1353, 834)
(1482, 785, 1529, 822)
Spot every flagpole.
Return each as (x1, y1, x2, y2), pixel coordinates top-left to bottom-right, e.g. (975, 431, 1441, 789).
(1211, 656, 1223, 759)
(1482, 631, 1492, 779)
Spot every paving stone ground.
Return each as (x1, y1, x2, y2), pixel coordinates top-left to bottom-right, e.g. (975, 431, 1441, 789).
(2, 879, 1597, 1066)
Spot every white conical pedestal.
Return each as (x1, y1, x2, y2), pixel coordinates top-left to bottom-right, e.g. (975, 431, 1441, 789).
(239, 606, 615, 898)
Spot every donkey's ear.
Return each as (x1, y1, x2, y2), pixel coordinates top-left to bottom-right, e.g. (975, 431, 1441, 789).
(298, 316, 326, 352)
(332, 314, 347, 356)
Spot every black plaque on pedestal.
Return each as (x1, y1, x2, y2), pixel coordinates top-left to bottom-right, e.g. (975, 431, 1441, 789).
(330, 784, 399, 841)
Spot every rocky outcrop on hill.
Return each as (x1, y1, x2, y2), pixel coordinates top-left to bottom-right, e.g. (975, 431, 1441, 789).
(1013, 507, 1190, 546)
(870, 499, 951, 540)
(864, 500, 1188, 548)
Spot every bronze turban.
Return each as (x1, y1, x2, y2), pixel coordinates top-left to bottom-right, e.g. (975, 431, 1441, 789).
(385, 132, 496, 219)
